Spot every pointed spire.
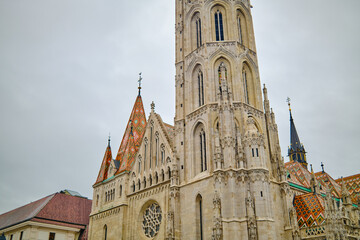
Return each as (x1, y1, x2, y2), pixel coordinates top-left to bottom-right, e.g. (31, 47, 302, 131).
(151, 101, 155, 112)
(287, 98, 307, 169)
(94, 137, 113, 184)
(114, 90, 147, 175)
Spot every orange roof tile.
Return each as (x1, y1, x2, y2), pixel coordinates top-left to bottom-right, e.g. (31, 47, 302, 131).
(115, 95, 146, 174)
(293, 193, 325, 228)
(94, 141, 112, 185)
(336, 174, 360, 204)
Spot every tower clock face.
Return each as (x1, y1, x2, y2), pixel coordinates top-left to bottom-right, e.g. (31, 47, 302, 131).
(142, 203, 162, 238)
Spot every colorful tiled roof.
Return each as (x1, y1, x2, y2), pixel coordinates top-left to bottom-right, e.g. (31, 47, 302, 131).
(94, 140, 112, 185)
(115, 95, 146, 174)
(336, 174, 360, 204)
(315, 171, 341, 198)
(285, 161, 312, 188)
(293, 193, 325, 228)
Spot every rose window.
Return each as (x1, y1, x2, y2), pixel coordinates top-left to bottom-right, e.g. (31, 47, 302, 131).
(142, 203, 162, 238)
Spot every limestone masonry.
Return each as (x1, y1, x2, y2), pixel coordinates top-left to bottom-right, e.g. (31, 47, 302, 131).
(88, 1, 360, 239)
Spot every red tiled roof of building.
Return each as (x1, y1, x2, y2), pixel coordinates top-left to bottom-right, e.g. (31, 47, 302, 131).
(94, 140, 112, 185)
(35, 193, 92, 226)
(0, 194, 54, 230)
(0, 192, 92, 233)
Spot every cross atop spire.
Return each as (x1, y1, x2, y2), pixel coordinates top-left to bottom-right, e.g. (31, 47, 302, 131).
(321, 162, 324, 173)
(138, 72, 142, 95)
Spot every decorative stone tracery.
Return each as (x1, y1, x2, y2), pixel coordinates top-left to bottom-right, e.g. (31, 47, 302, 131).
(142, 203, 162, 238)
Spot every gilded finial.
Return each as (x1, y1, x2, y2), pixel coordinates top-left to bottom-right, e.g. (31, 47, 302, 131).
(138, 72, 142, 95)
(321, 162, 324, 173)
(108, 133, 111, 146)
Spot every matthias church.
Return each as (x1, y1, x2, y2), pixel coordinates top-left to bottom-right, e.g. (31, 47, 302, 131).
(88, 1, 360, 239)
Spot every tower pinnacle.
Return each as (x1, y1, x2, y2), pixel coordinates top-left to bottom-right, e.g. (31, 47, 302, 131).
(287, 99, 307, 169)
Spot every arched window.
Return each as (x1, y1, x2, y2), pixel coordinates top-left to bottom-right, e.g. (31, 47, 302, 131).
(144, 138, 148, 170)
(138, 158, 142, 173)
(150, 125, 153, 169)
(105, 192, 108, 202)
(199, 129, 207, 172)
(168, 167, 172, 179)
(143, 176, 147, 188)
(150, 175, 153, 186)
(196, 18, 202, 48)
(198, 70, 204, 106)
(103, 225, 108, 240)
(215, 10, 224, 41)
(161, 144, 165, 164)
(237, 15, 243, 45)
(155, 133, 159, 167)
(242, 68, 249, 104)
(155, 172, 159, 184)
(161, 169, 165, 182)
(96, 195, 99, 206)
(218, 62, 227, 94)
(138, 179, 141, 190)
(120, 185, 122, 197)
(132, 181, 135, 192)
(196, 195, 203, 240)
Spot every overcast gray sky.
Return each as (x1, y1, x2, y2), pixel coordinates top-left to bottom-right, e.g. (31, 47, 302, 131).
(0, 0, 359, 214)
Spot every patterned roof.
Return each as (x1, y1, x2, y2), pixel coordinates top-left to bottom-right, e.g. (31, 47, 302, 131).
(285, 161, 312, 188)
(315, 171, 341, 198)
(94, 141, 112, 185)
(293, 193, 325, 228)
(336, 174, 360, 204)
(115, 95, 146, 174)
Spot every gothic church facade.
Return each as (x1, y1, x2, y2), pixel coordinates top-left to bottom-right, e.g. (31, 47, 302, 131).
(88, 1, 360, 239)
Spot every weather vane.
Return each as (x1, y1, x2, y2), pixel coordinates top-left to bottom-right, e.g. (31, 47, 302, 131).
(138, 72, 142, 95)
(286, 97, 291, 111)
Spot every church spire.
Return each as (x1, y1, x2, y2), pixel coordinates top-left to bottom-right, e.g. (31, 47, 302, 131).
(114, 81, 147, 175)
(94, 137, 113, 185)
(287, 98, 307, 169)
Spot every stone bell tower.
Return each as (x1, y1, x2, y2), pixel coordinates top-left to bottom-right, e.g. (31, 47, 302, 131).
(172, 0, 293, 239)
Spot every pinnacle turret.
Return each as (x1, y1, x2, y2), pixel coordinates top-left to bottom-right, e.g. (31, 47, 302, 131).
(287, 98, 307, 169)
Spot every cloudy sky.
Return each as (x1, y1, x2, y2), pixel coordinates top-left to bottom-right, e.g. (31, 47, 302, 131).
(0, 0, 359, 214)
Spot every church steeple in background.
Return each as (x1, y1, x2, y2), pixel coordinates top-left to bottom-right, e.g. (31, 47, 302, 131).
(287, 98, 307, 169)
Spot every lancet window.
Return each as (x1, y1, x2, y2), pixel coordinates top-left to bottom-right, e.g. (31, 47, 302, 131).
(199, 129, 207, 172)
(215, 10, 224, 41)
(196, 195, 203, 240)
(242, 69, 249, 104)
(104, 225, 107, 240)
(155, 133, 159, 166)
(161, 144, 165, 164)
(237, 14, 243, 45)
(196, 17, 202, 48)
(198, 70, 204, 106)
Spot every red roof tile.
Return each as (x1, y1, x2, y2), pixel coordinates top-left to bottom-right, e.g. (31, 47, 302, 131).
(0, 193, 91, 231)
